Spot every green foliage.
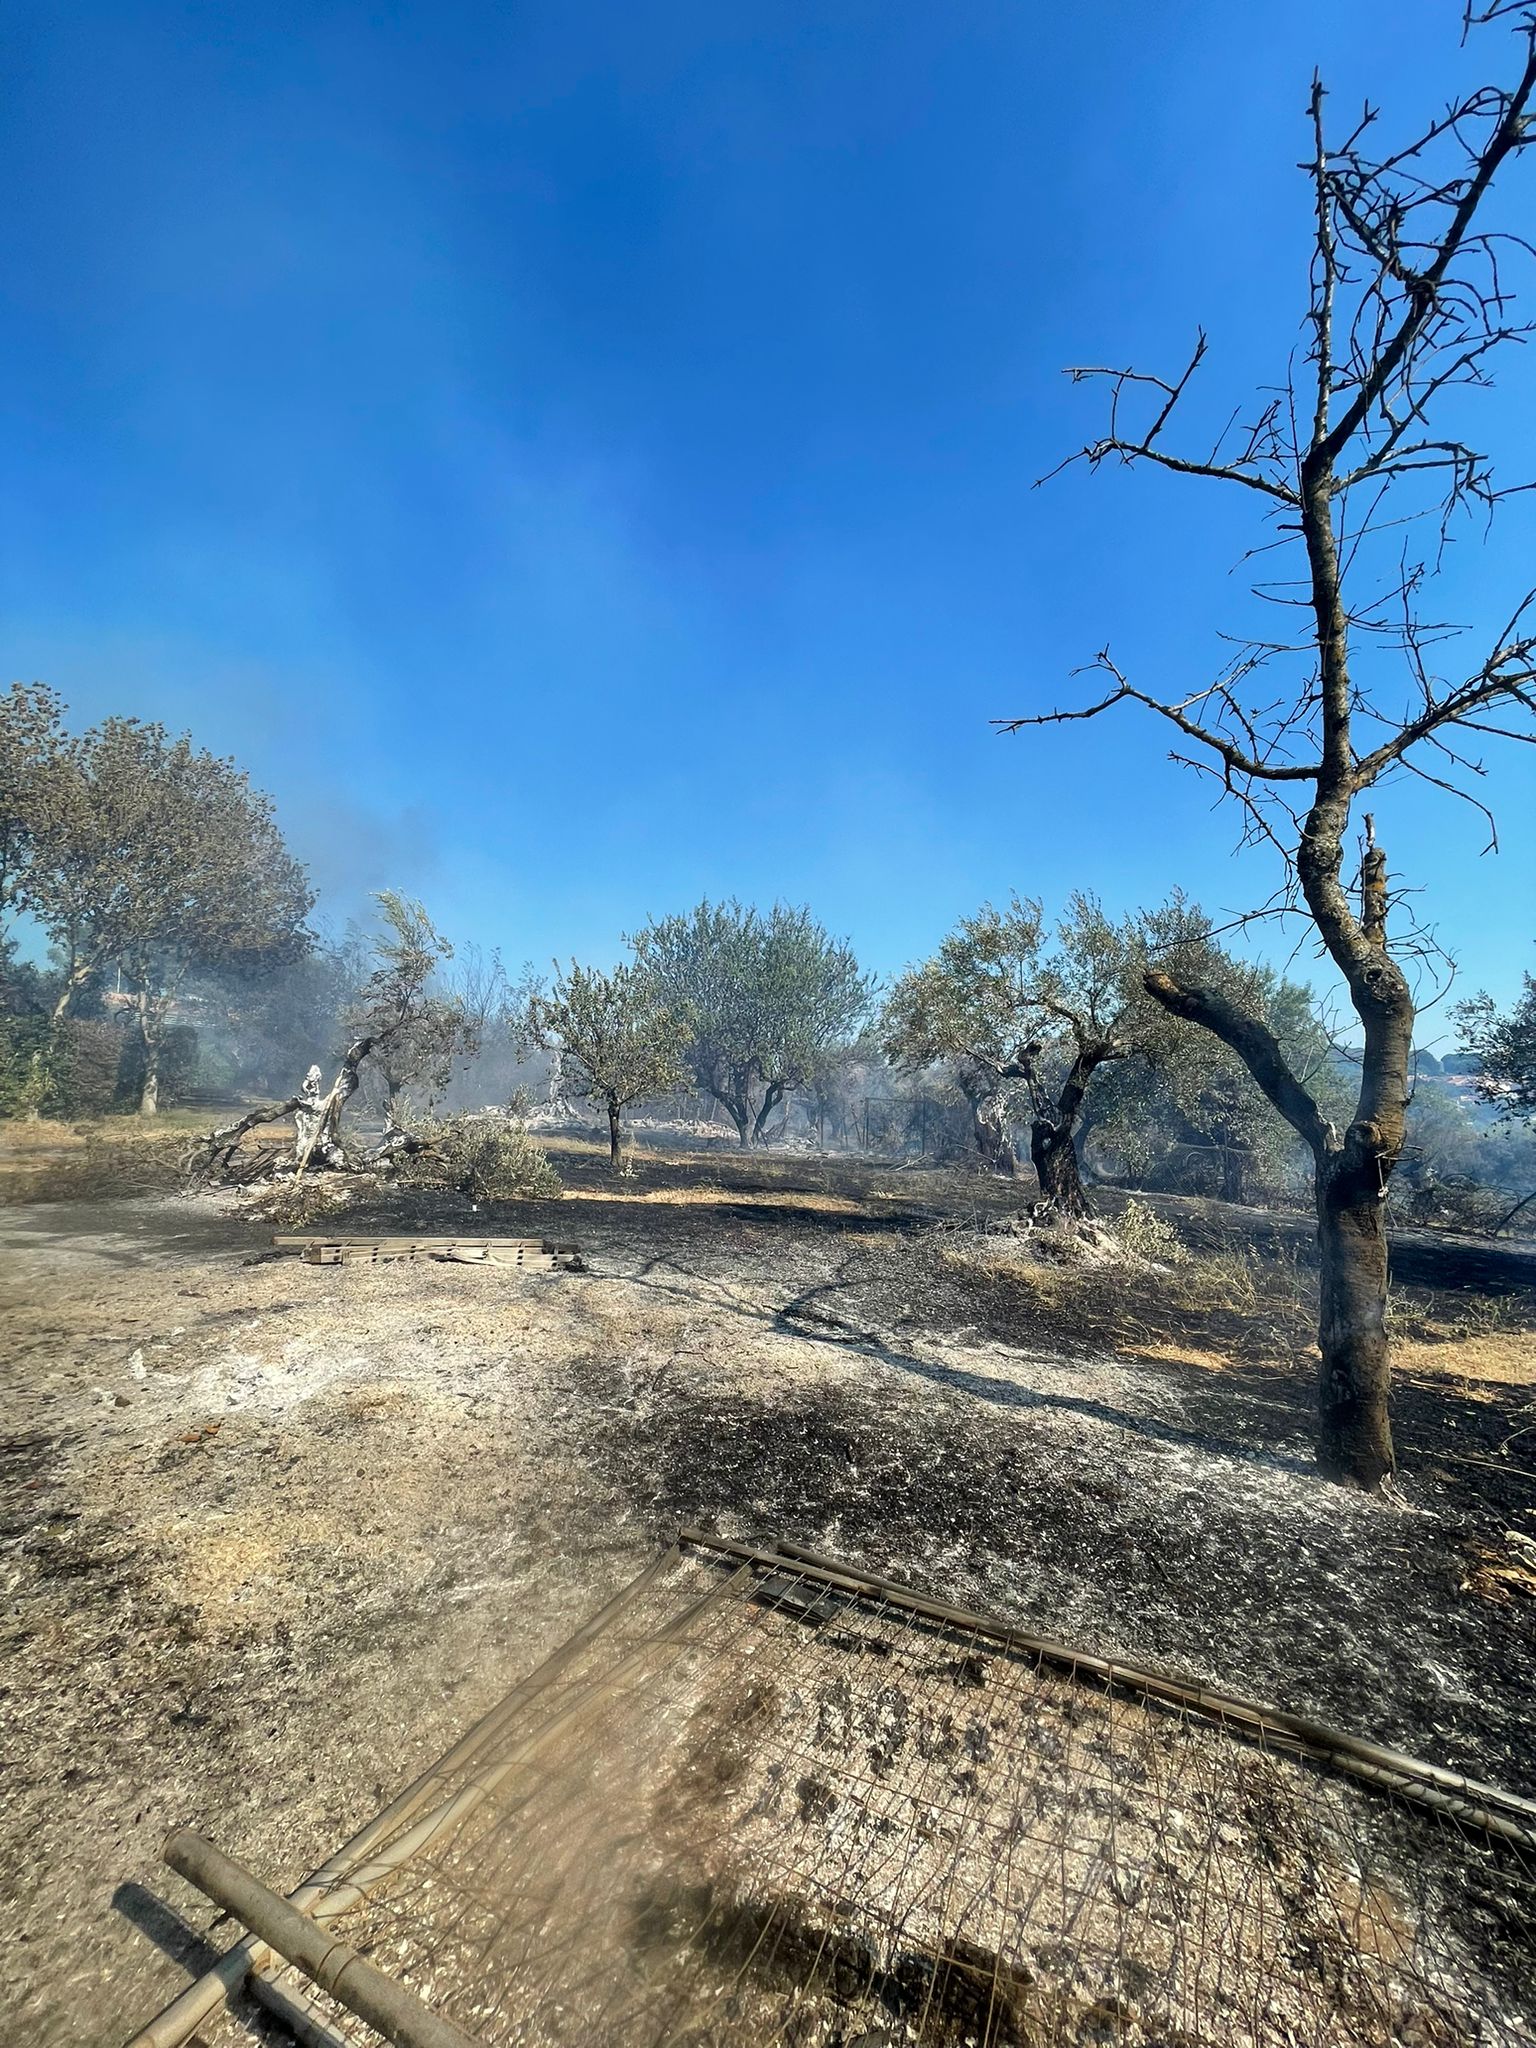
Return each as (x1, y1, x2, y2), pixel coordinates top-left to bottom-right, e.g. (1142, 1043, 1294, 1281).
(353, 893, 479, 1115)
(50, 1019, 126, 1117)
(1117, 1197, 1190, 1266)
(883, 891, 1209, 1084)
(0, 682, 68, 940)
(26, 717, 313, 1011)
(883, 891, 1216, 1126)
(883, 896, 1046, 1087)
(1088, 967, 1340, 1204)
(1394, 1072, 1536, 1227)
(11, 709, 312, 1110)
(0, 1016, 128, 1119)
(882, 891, 1345, 1202)
(1456, 971, 1536, 1124)
(631, 899, 875, 1142)
(113, 1024, 200, 1108)
(526, 960, 689, 1121)
(396, 1114, 562, 1202)
(0, 1017, 52, 1118)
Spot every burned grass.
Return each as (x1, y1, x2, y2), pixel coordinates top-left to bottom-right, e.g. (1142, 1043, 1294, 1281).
(3, 1146, 1535, 2044)
(237, 1552, 1536, 2048)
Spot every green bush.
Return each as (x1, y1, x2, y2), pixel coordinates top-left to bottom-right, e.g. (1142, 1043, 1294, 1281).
(396, 1115, 562, 1202)
(53, 1021, 127, 1115)
(0, 1018, 52, 1118)
(114, 1025, 200, 1107)
(0, 1017, 129, 1119)
(1117, 1197, 1191, 1267)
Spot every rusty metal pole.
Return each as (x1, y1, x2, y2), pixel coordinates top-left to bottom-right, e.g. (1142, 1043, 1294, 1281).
(163, 1832, 482, 2048)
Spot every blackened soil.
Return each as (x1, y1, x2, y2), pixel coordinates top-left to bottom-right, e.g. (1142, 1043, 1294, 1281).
(566, 1215, 1536, 1805)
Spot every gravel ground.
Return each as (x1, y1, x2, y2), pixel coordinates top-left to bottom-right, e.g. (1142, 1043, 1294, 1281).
(1, 1165, 1533, 2047)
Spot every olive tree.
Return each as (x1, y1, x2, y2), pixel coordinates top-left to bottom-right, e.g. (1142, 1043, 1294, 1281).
(884, 892, 1213, 1212)
(631, 899, 876, 1146)
(1001, 18, 1536, 1484)
(1087, 972, 1340, 1206)
(525, 960, 689, 1167)
(191, 892, 461, 1175)
(0, 682, 67, 955)
(25, 719, 312, 1110)
(1456, 968, 1536, 1124)
(1456, 964, 1536, 1232)
(883, 897, 1042, 1181)
(346, 893, 480, 1130)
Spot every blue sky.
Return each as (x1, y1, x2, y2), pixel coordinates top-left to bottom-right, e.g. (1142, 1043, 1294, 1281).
(3, 0, 1533, 1043)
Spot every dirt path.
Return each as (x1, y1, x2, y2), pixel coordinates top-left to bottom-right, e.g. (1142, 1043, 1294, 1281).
(2, 1184, 1532, 2045)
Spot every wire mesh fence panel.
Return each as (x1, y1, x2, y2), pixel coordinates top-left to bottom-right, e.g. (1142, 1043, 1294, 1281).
(230, 1549, 1536, 2048)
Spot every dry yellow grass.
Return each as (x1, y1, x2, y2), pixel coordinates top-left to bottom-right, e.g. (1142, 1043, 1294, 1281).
(1396, 1330, 1534, 1387)
(0, 1108, 284, 1157)
(557, 1183, 868, 1214)
(0, 1118, 88, 1151)
(1132, 1341, 1238, 1373)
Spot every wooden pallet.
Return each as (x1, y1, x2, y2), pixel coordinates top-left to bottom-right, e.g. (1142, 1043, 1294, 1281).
(271, 1235, 583, 1270)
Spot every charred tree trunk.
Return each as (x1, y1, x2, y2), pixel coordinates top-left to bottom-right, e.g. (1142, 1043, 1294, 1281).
(1315, 1144, 1394, 1486)
(607, 1093, 622, 1168)
(1008, 1040, 1111, 1218)
(752, 1080, 785, 1147)
(704, 1081, 751, 1147)
(999, 48, 1536, 1477)
(136, 991, 161, 1116)
(1029, 1119, 1089, 1218)
(1144, 967, 1403, 1490)
(965, 1086, 1017, 1176)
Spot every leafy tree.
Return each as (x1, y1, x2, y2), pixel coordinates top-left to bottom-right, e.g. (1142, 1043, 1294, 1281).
(0, 682, 67, 951)
(885, 893, 1223, 1214)
(1456, 971, 1536, 1124)
(24, 719, 313, 1111)
(348, 893, 478, 1126)
(1001, 23, 1536, 1484)
(631, 899, 876, 1147)
(525, 960, 689, 1167)
(1088, 972, 1340, 1206)
(1456, 967, 1536, 1232)
(883, 897, 1042, 1181)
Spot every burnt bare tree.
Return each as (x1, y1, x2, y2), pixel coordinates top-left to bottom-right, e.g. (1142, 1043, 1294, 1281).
(1002, 13, 1536, 1486)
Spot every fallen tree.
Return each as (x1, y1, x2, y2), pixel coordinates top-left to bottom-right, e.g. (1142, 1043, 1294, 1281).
(186, 892, 462, 1184)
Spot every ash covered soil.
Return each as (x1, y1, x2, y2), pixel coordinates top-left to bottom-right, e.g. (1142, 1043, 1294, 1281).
(2, 1139, 1534, 2047)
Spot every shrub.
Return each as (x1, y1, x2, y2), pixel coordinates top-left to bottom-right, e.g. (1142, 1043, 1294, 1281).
(1117, 1197, 1191, 1267)
(114, 1024, 200, 1107)
(396, 1114, 562, 1202)
(0, 1018, 52, 1119)
(247, 1177, 356, 1228)
(53, 1021, 127, 1116)
(0, 1017, 129, 1119)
